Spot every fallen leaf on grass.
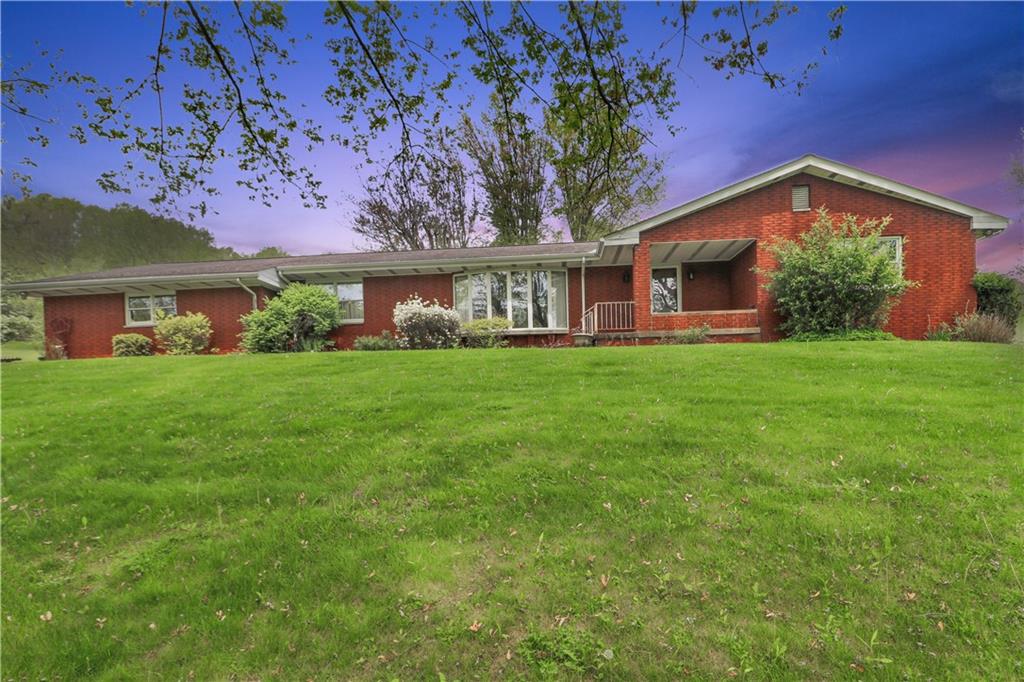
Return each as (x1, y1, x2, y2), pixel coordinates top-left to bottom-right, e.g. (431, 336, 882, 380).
(469, 620, 482, 632)
(95, 617, 107, 629)
(936, 621, 945, 632)
(602, 502, 612, 511)
(600, 574, 609, 589)
(215, 610, 226, 621)
(39, 611, 52, 622)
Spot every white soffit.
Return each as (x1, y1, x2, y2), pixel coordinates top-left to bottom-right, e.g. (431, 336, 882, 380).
(650, 239, 755, 265)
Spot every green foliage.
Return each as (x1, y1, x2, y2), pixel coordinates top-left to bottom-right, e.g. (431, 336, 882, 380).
(760, 208, 916, 336)
(353, 331, 400, 351)
(239, 284, 340, 353)
(785, 329, 899, 342)
(392, 296, 461, 350)
(951, 312, 1015, 344)
(0, 291, 41, 342)
(972, 272, 1024, 325)
(1, 342, 1021, 679)
(153, 312, 212, 355)
(520, 628, 609, 679)
(461, 317, 513, 348)
(111, 333, 153, 357)
(924, 322, 954, 342)
(658, 324, 711, 345)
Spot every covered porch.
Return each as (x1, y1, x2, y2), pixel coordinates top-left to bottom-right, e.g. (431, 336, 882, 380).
(580, 237, 760, 341)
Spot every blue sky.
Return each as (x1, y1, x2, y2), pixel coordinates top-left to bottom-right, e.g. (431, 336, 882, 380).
(2, 1, 1022, 271)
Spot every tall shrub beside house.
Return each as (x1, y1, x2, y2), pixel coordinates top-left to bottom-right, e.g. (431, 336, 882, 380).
(153, 312, 212, 355)
(240, 284, 340, 352)
(972, 272, 1023, 325)
(759, 208, 916, 337)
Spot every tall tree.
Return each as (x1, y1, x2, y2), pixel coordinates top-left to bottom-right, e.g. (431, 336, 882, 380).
(460, 104, 549, 245)
(2, 1, 845, 221)
(353, 135, 478, 251)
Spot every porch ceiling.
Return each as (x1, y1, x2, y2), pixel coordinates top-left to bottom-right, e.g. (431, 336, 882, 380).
(649, 238, 754, 265)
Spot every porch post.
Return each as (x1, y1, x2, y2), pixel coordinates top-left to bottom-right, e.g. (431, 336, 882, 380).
(580, 256, 587, 317)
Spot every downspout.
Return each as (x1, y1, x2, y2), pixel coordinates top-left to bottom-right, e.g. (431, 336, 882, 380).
(236, 279, 259, 311)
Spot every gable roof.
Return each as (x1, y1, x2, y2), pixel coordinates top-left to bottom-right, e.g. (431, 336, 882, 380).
(603, 154, 1009, 244)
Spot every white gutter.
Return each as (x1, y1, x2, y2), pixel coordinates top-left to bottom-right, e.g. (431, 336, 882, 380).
(235, 279, 259, 310)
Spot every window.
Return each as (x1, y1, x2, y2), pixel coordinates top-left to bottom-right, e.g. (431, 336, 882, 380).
(125, 293, 176, 326)
(453, 269, 569, 330)
(651, 268, 680, 313)
(879, 236, 903, 270)
(792, 185, 810, 211)
(321, 281, 364, 323)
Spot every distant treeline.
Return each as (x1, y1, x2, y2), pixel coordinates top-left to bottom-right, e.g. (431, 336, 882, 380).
(0, 194, 287, 343)
(1, 194, 287, 281)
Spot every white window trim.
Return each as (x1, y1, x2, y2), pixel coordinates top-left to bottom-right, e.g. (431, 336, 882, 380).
(792, 184, 811, 212)
(322, 281, 365, 325)
(880, 235, 903, 271)
(453, 269, 569, 331)
(124, 291, 176, 328)
(650, 265, 682, 315)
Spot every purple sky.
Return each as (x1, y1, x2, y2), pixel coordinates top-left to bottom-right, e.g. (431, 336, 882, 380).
(2, 2, 1022, 272)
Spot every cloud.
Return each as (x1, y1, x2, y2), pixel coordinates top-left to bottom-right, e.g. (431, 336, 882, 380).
(991, 70, 1024, 102)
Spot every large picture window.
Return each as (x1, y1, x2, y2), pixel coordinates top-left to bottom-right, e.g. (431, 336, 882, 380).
(321, 281, 364, 323)
(454, 269, 568, 330)
(125, 293, 176, 326)
(651, 268, 680, 313)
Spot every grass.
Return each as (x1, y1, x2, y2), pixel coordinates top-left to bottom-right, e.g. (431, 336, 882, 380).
(2, 342, 1022, 680)
(1, 340, 42, 362)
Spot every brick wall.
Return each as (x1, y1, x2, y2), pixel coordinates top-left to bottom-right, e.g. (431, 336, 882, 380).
(633, 173, 976, 340)
(44, 286, 267, 359)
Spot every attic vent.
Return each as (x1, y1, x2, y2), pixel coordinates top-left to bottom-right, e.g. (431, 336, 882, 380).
(792, 185, 810, 211)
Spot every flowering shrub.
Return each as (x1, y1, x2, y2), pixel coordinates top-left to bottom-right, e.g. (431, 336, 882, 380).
(153, 311, 212, 355)
(240, 284, 340, 352)
(392, 296, 461, 349)
(759, 208, 916, 336)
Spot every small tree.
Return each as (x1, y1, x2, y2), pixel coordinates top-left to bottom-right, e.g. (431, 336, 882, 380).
(240, 284, 341, 352)
(760, 209, 917, 336)
(392, 296, 461, 350)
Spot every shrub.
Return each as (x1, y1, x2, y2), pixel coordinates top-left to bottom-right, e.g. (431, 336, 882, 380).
(924, 322, 953, 341)
(353, 330, 400, 351)
(972, 272, 1024, 325)
(951, 312, 1014, 343)
(112, 333, 153, 357)
(658, 324, 711, 345)
(785, 329, 898, 342)
(240, 284, 340, 353)
(153, 311, 212, 355)
(392, 296, 461, 349)
(759, 208, 917, 337)
(462, 317, 512, 348)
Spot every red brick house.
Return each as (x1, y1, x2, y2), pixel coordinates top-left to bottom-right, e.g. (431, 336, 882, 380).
(8, 155, 1008, 358)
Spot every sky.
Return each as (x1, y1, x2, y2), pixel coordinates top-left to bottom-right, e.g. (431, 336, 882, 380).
(2, 1, 1022, 272)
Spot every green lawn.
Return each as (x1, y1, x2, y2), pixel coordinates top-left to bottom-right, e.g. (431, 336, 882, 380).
(1, 339, 43, 363)
(2, 343, 1022, 680)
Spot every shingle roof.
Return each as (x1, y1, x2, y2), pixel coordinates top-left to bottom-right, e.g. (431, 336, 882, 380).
(11, 241, 601, 287)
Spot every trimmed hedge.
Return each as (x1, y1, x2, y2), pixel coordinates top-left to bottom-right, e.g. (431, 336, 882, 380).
(973, 272, 1023, 325)
(154, 312, 212, 355)
(112, 333, 153, 357)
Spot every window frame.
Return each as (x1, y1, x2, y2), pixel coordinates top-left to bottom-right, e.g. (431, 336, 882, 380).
(321, 280, 365, 325)
(879, 235, 903, 271)
(650, 265, 682, 314)
(792, 184, 811, 212)
(452, 268, 570, 331)
(124, 291, 177, 328)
